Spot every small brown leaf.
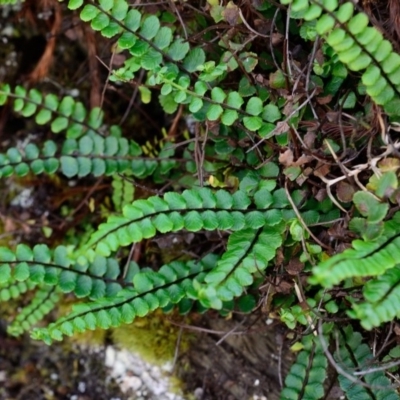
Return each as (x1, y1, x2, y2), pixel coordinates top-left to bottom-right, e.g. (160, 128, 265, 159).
(112, 53, 126, 66)
(275, 248, 285, 266)
(293, 154, 313, 167)
(314, 162, 330, 178)
(254, 74, 268, 86)
(328, 222, 348, 240)
(275, 120, 290, 134)
(270, 32, 284, 46)
(315, 48, 324, 65)
(326, 111, 340, 122)
(2, 216, 17, 233)
(315, 189, 327, 202)
(296, 167, 312, 185)
(378, 157, 400, 172)
(286, 258, 304, 275)
(316, 94, 333, 105)
(283, 94, 303, 115)
(279, 148, 294, 167)
(206, 120, 220, 135)
(304, 131, 317, 149)
(275, 280, 293, 294)
(254, 19, 270, 35)
(336, 181, 355, 203)
(222, 1, 239, 25)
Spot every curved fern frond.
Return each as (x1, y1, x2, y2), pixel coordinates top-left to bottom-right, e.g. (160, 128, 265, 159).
(335, 325, 400, 400)
(0, 244, 127, 300)
(348, 266, 400, 329)
(280, 0, 400, 113)
(0, 85, 104, 139)
(112, 173, 135, 212)
(280, 332, 328, 400)
(310, 216, 400, 288)
(31, 254, 219, 344)
(86, 187, 280, 256)
(64, 0, 192, 75)
(7, 287, 60, 336)
(0, 132, 177, 180)
(198, 224, 284, 309)
(62, 0, 290, 136)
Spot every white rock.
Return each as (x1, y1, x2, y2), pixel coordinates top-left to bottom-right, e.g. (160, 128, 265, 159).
(120, 376, 142, 393)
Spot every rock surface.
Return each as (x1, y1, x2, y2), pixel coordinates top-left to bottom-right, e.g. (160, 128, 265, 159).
(104, 346, 185, 400)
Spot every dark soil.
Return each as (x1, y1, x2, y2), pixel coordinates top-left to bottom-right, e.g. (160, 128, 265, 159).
(0, 324, 124, 400)
(177, 315, 294, 400)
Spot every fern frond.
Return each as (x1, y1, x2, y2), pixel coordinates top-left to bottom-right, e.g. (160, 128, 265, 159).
(0, 85, 180, 180)
(86, 187, 273, 256)
(7, 287, 60, 336)
(280, 0, 400, 113)
(198, 224, 284, 309)
(63, 0, 290, 135)
(0, 244, 127, 300)
(348, 266, 400, 329)
(66, 0, 191, 69)
(335, 325, 400, 400)
(31, 254, 218, 344)
(0, 132, 175, 179)
(310, 216, 400, 288)
(112, 173, 135, 212)
(0, 85, 105, 139)
(280, 332, 328, 400)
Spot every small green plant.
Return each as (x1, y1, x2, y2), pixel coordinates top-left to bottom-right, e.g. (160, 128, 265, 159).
(2, 0, 400, 398)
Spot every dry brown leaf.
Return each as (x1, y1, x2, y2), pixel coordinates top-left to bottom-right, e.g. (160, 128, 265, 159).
(1, 215, 17, 233)
(327, 222, 348, 240)
(206, 120, 220, 135)
(254, 19, 270, 36)
(315, 48, 324, 65)
(285, 259, 304, 275)
(254, 73, 268, 86)
(293, 154, 313, 167)
(261, 284, 276, 314)
(275, 280, 293, 294)
(316, 94, 333, 105)
(275, 248, 285, 266)
(336, 181, 355, 203)
(326, 111, 340, 122)
(111, 53, 127, 67)
(275, 121, 290, 135)
(296, 167, 313, 185)
(282, 94, 303, 116)
(313, 162, 330, 178)
(378, 157, 400, 172)
(279, 148, 294, 167)
(270, 32, 284, 46)
(304, 131, 317, 148)
(222, 1, 239, 25)
(315, 189, 327, 202)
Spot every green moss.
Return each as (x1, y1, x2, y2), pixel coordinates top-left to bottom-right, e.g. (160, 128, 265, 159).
(112, 310, 193, 365)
